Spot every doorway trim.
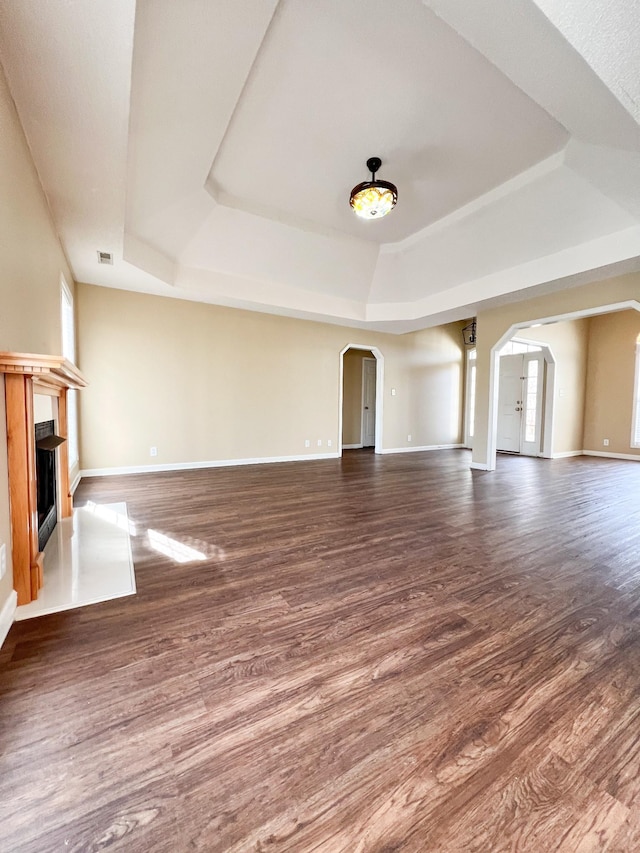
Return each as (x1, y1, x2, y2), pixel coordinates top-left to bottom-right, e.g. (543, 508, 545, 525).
(482, 299, 640, 471)
(339, 344, 384, 455)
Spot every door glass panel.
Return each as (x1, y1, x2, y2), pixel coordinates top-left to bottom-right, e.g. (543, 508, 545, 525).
(524, 359, 539, 443)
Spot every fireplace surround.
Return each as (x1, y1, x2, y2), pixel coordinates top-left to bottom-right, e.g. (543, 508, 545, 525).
(0, 353, 87, 605)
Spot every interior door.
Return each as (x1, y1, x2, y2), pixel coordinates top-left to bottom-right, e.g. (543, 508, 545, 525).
(496, 354, 523, 452)
(362, 358, 376, 447)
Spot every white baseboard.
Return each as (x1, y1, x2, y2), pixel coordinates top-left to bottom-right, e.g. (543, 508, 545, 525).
(469, 449, 636, 468)
(583, 450, 640, 462)
(70, 470, 82, 493)
(342, 444, 363, 450)
(81, 451, 341, 477)
(379, 443, 465, 455)
(0, 589, 17, 649)
(469, 462, 491, 471)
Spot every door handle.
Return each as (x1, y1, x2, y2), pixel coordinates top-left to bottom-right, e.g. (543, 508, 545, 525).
(364, 406, 369, 410)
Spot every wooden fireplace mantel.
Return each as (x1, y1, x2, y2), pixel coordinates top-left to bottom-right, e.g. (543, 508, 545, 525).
(0, 352, 87, 605)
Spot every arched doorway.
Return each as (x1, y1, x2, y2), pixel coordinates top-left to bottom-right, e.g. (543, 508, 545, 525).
(482, 300, 640, 470)
(338, 345, 384, 454)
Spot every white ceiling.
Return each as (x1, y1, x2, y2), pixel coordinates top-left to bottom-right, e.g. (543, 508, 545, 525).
(0, 0, 639, 333)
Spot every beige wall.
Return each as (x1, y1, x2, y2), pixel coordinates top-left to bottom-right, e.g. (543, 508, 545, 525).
(342, 349, 373, 446)
(583, 310, 640, 457)
(399, 324, 466, 448)
(0, 60, 75, 618)
(518, 319, 590, 455)
(473, 273, 640, 467)
(77, 285, 465, 470)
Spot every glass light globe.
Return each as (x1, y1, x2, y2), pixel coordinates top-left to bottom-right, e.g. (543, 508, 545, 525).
(350, 185, 397, 219)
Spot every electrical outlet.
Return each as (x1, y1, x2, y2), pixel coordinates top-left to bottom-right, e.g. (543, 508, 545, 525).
(150, 446, 158, 457)
(391, 388, 396, 396)
(327, 439, 332, 447)
(603, 439, 610, 446)
(317, 439, 322, 447)
(407, 434, 412, 442)
(305, 439, 310, 448)
(0, 543, 6, 580)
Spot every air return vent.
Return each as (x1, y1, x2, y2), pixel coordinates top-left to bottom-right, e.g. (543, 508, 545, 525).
(97, 251, 113, 265)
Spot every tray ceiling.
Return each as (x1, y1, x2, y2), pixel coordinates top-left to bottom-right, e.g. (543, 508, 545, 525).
(0, 0, 639, 332)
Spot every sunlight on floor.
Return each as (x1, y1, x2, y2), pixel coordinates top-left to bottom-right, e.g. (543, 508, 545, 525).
(147, 529, 207, 563)
(84, 500, 138, 536)
(15, 501, 136, 621)
(13, 497, 227, 621)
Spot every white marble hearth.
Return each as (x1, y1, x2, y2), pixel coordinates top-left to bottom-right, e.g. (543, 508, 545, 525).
(15, 501, 136, 621)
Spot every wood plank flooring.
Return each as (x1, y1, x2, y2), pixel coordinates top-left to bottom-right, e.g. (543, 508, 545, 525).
(2, 449, 640, 851)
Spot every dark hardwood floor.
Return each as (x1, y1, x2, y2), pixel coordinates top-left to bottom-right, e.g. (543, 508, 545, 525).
(2, 449, 640, 851)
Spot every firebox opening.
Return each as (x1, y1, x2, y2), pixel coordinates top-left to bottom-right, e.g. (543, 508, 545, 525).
(35, 419, 64, 552)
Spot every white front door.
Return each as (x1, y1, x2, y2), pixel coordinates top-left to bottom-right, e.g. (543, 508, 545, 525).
(497, 353, 545, 455)
(497, 354, 523, 452)
(362, 358, 376, 447)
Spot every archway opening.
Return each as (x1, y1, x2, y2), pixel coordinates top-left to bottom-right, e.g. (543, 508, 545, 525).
(338, 345, 384, 455)
(482, 300, 640, 470)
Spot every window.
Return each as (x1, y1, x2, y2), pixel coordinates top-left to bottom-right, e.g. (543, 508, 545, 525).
(465, 348, 476, 444)
(61, 278, 75, 364)
(61, 276, 79, 468)
(524, 358, 539, 444)
(632, 339, 640, 448)
(499, 340, 542, 356)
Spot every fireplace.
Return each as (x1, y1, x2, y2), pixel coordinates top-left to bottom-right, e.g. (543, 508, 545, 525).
(35, 420, 62, 551)
(0, 352, 87, 605)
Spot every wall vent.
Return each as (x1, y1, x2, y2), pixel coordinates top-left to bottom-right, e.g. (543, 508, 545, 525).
(97, 251, 113, 265)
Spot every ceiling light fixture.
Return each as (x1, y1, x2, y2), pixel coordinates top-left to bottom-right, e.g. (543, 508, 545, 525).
(349, 157, 398, 220)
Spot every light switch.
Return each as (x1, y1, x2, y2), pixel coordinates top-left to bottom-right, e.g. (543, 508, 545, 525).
(0, 543, 6, 580)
